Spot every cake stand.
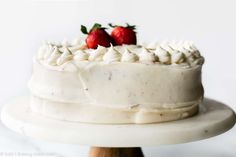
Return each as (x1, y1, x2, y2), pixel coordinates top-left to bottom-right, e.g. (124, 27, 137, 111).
(1, 96, 236, 157)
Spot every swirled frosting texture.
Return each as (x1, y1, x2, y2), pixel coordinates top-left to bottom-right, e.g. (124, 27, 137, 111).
(103, 46, 121, 63)
(121, 48, 139, 62)
(36, 40, 204, 68)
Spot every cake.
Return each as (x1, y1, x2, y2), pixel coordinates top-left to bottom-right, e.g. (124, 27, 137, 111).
(28, 24, 204, 124)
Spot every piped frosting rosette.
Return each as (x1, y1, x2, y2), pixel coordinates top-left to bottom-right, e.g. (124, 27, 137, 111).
(36, 39, 204, 67)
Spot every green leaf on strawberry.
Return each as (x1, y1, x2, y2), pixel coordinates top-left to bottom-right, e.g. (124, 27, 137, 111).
(81, 25, 88, 34)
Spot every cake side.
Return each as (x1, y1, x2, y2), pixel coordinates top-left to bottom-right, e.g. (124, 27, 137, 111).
(30, 95, 199, 124)
(29, 59, 203, 109)
(28, 40, 204, 124)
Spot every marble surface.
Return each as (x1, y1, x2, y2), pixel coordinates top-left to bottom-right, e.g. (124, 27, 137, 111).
(0, 97, 235, 156)
(0, 119, 235, 157)
(1, 97, 235, 148)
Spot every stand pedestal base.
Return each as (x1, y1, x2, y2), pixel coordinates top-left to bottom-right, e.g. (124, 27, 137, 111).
(89, 147, 144, 157)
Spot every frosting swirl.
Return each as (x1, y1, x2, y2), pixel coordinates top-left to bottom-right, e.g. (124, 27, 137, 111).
(57, 47, 73, 65)
(155, 46, 171, 64)
(47, 46, 61, 65)
(121, 48, 139, 62)
(171, 51, 185, 64)
(74, 50, 89, 61)
(160, 42, 173, 53)
(139, 48, 156, 63)
(103, 45, 121, 63)
(89, 46, 107, 61)
(36, 39, 204, 67)
(183, 41, 196, 52)
(192, 57, 204, 66)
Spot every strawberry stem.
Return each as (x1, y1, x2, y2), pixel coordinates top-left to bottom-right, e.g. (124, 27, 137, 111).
(81, 23, 106, 34)
(92, 23, 102, 30)
(126, 23, 136, 30)
(108, 23, 117, 28)
(108, 23, 136, 30)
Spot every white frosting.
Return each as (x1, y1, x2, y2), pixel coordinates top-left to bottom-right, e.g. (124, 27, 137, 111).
(139, 48, 156, 63)
(168, 41, 179, 50)
(171, 51, 185, 64)
(124, 44, 140, 50)
(121, 49, 139, 62)
(29, 60, 203, 107)
(74, 50, 89, 61)
(31, 95, 198, 124)
(47, 46, 61, 65)
(160, 42, 173, 52)
(29, 59, 203, 123)
(37, 40, 204, 67)
(192, 57, 204, 66)
(103, 46, 121, 63)
(155, 46, 171, 64)
(183, 41, 197, 51)
(89, 46, 107, 61)
(57, 47, 73, 65)
(69, 45, 85, 53)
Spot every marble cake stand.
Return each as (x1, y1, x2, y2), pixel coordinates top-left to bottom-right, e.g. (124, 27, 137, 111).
(1, 96, 236, 157)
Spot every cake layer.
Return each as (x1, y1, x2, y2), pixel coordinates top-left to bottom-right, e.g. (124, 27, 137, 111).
(28, 59, 203, 109)
(30, 96, 199, 124)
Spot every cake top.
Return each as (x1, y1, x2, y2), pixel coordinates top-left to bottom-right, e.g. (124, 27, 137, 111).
(36, 23, 204, 68)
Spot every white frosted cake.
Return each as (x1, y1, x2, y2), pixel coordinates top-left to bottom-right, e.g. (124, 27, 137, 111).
(28, 40, 204, 124)
(28, 23, 204, 124)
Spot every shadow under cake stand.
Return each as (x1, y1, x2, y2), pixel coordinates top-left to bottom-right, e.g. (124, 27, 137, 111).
(1, 97, 236, 157)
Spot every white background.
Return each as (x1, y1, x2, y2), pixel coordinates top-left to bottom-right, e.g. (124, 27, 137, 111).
(0, 0, 236, 156)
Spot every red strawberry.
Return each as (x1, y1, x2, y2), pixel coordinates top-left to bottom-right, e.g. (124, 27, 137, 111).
(81, 23, 114, 49)
(109, 23, 137, 45)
